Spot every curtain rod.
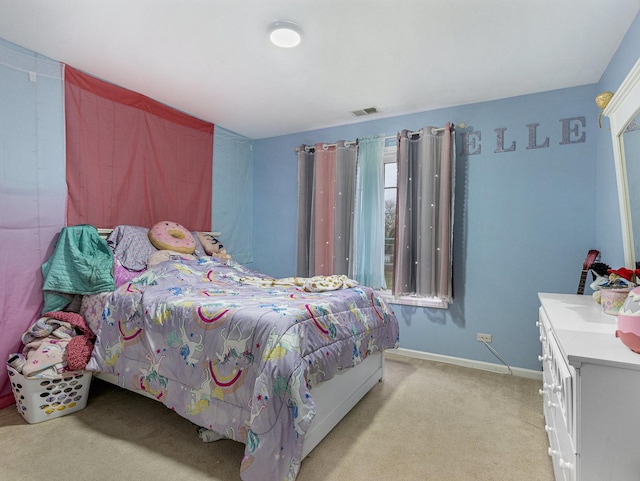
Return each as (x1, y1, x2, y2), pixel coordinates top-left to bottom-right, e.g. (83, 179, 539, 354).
(295, 122, 466, 153)
(295, 141, 356, 153)
(389, 122, 466, 139)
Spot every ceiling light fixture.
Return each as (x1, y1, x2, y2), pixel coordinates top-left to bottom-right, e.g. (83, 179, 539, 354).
(269, 21, 303, 48)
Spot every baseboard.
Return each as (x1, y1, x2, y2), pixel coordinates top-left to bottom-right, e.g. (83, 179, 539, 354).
(386, 347, 542, 380)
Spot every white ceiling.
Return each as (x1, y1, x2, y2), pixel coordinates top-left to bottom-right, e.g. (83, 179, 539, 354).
(0, 0, 638, 139)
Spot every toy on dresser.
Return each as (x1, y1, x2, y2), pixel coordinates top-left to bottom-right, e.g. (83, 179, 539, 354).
(590, 265, 636, 315)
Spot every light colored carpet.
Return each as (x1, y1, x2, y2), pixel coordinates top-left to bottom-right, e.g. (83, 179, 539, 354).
(0, 354, 553, 481)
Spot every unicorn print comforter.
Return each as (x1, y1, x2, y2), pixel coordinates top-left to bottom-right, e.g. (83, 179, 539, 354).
(85, 257, 399, 481)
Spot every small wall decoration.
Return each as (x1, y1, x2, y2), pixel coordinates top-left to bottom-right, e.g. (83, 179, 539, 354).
(595, 91, 614, 128)
(460, 117, 586, 156)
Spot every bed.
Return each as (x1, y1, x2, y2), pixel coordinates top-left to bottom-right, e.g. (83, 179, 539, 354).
(75, 225, 399, 481)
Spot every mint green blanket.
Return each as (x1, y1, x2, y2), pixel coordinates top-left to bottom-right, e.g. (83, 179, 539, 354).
(42, 225, 115, 314)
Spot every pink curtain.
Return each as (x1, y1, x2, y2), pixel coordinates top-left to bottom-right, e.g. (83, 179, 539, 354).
(296, 141, 357, 277)
(312, 145, 337, 275)
(65, 65, 214, 231)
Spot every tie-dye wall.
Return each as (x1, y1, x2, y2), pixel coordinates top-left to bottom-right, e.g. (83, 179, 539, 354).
(0, 39, 66, 406)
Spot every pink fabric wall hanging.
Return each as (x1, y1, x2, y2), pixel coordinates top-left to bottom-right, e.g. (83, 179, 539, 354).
(64, 65, 214, 231)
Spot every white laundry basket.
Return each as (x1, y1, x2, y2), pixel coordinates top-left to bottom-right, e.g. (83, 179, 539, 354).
(7, 365, 92, 424)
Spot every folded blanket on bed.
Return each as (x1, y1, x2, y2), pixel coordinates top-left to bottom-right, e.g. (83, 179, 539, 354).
(238, 274, 358, 292)
(41, 224, 115, 314)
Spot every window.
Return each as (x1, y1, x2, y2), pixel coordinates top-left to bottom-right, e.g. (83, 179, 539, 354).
(379, 142, 449, 309)
(383, 145, 397, 290)
(296, 127, 453, 309)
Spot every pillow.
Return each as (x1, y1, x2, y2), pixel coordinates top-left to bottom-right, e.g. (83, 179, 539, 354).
(191, 232, 206, 257)
(107, 225, 157, 271)
(147, 250, 197, 267)
(107, 225, 205, 270)
(148, 221, 196, 254)
(113, 256, 144, 288)
(197, 232, 231, 260)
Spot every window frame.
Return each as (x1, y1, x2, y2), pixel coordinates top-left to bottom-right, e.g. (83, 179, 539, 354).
(376, 142, 450, 309)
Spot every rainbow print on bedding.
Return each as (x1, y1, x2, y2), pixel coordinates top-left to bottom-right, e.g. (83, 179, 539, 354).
(84, 256, 399, 481)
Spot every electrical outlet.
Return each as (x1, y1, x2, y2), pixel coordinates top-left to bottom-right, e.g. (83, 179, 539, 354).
(477, 333, 492, 343)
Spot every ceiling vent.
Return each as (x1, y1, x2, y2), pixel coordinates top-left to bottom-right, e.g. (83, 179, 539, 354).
(350, 106, 380, 117)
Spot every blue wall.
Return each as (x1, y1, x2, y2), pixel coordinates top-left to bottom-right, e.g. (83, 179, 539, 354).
(253, 86, 599, 371)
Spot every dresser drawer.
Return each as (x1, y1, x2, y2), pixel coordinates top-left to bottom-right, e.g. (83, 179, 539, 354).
(539, 307, 577, 481)
(547, 329, 574, 438)
(539, 308, 575, 439)
(542, 362, 576, 481)
(546, 388, 577, 481)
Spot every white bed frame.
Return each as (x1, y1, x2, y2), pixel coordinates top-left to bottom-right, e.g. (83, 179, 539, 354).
(300, 351, 384, 457)
(94, 227, 385, 458)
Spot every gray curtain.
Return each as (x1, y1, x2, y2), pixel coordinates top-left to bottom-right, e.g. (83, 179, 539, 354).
(296, 146, 315, 277)
(393, 124, 455, 301)
(296, 141, 357, 277)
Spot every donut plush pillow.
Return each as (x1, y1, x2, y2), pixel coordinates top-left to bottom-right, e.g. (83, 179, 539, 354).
(148, 221, 196, 254)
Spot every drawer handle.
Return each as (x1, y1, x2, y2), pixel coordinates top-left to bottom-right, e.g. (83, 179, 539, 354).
(538, 354, 550, 362)
(544, 425, 554, 433)
(552, 383, 562, 393)
(536, 321, 541, 327)
(548, 449, 574, 471)
(546, 400, 557, 408)
(538, 389, 544, 396)
(559, 459, 574, 471)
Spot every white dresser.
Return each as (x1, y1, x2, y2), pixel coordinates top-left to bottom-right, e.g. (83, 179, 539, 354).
(538, 293, 640, 481)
